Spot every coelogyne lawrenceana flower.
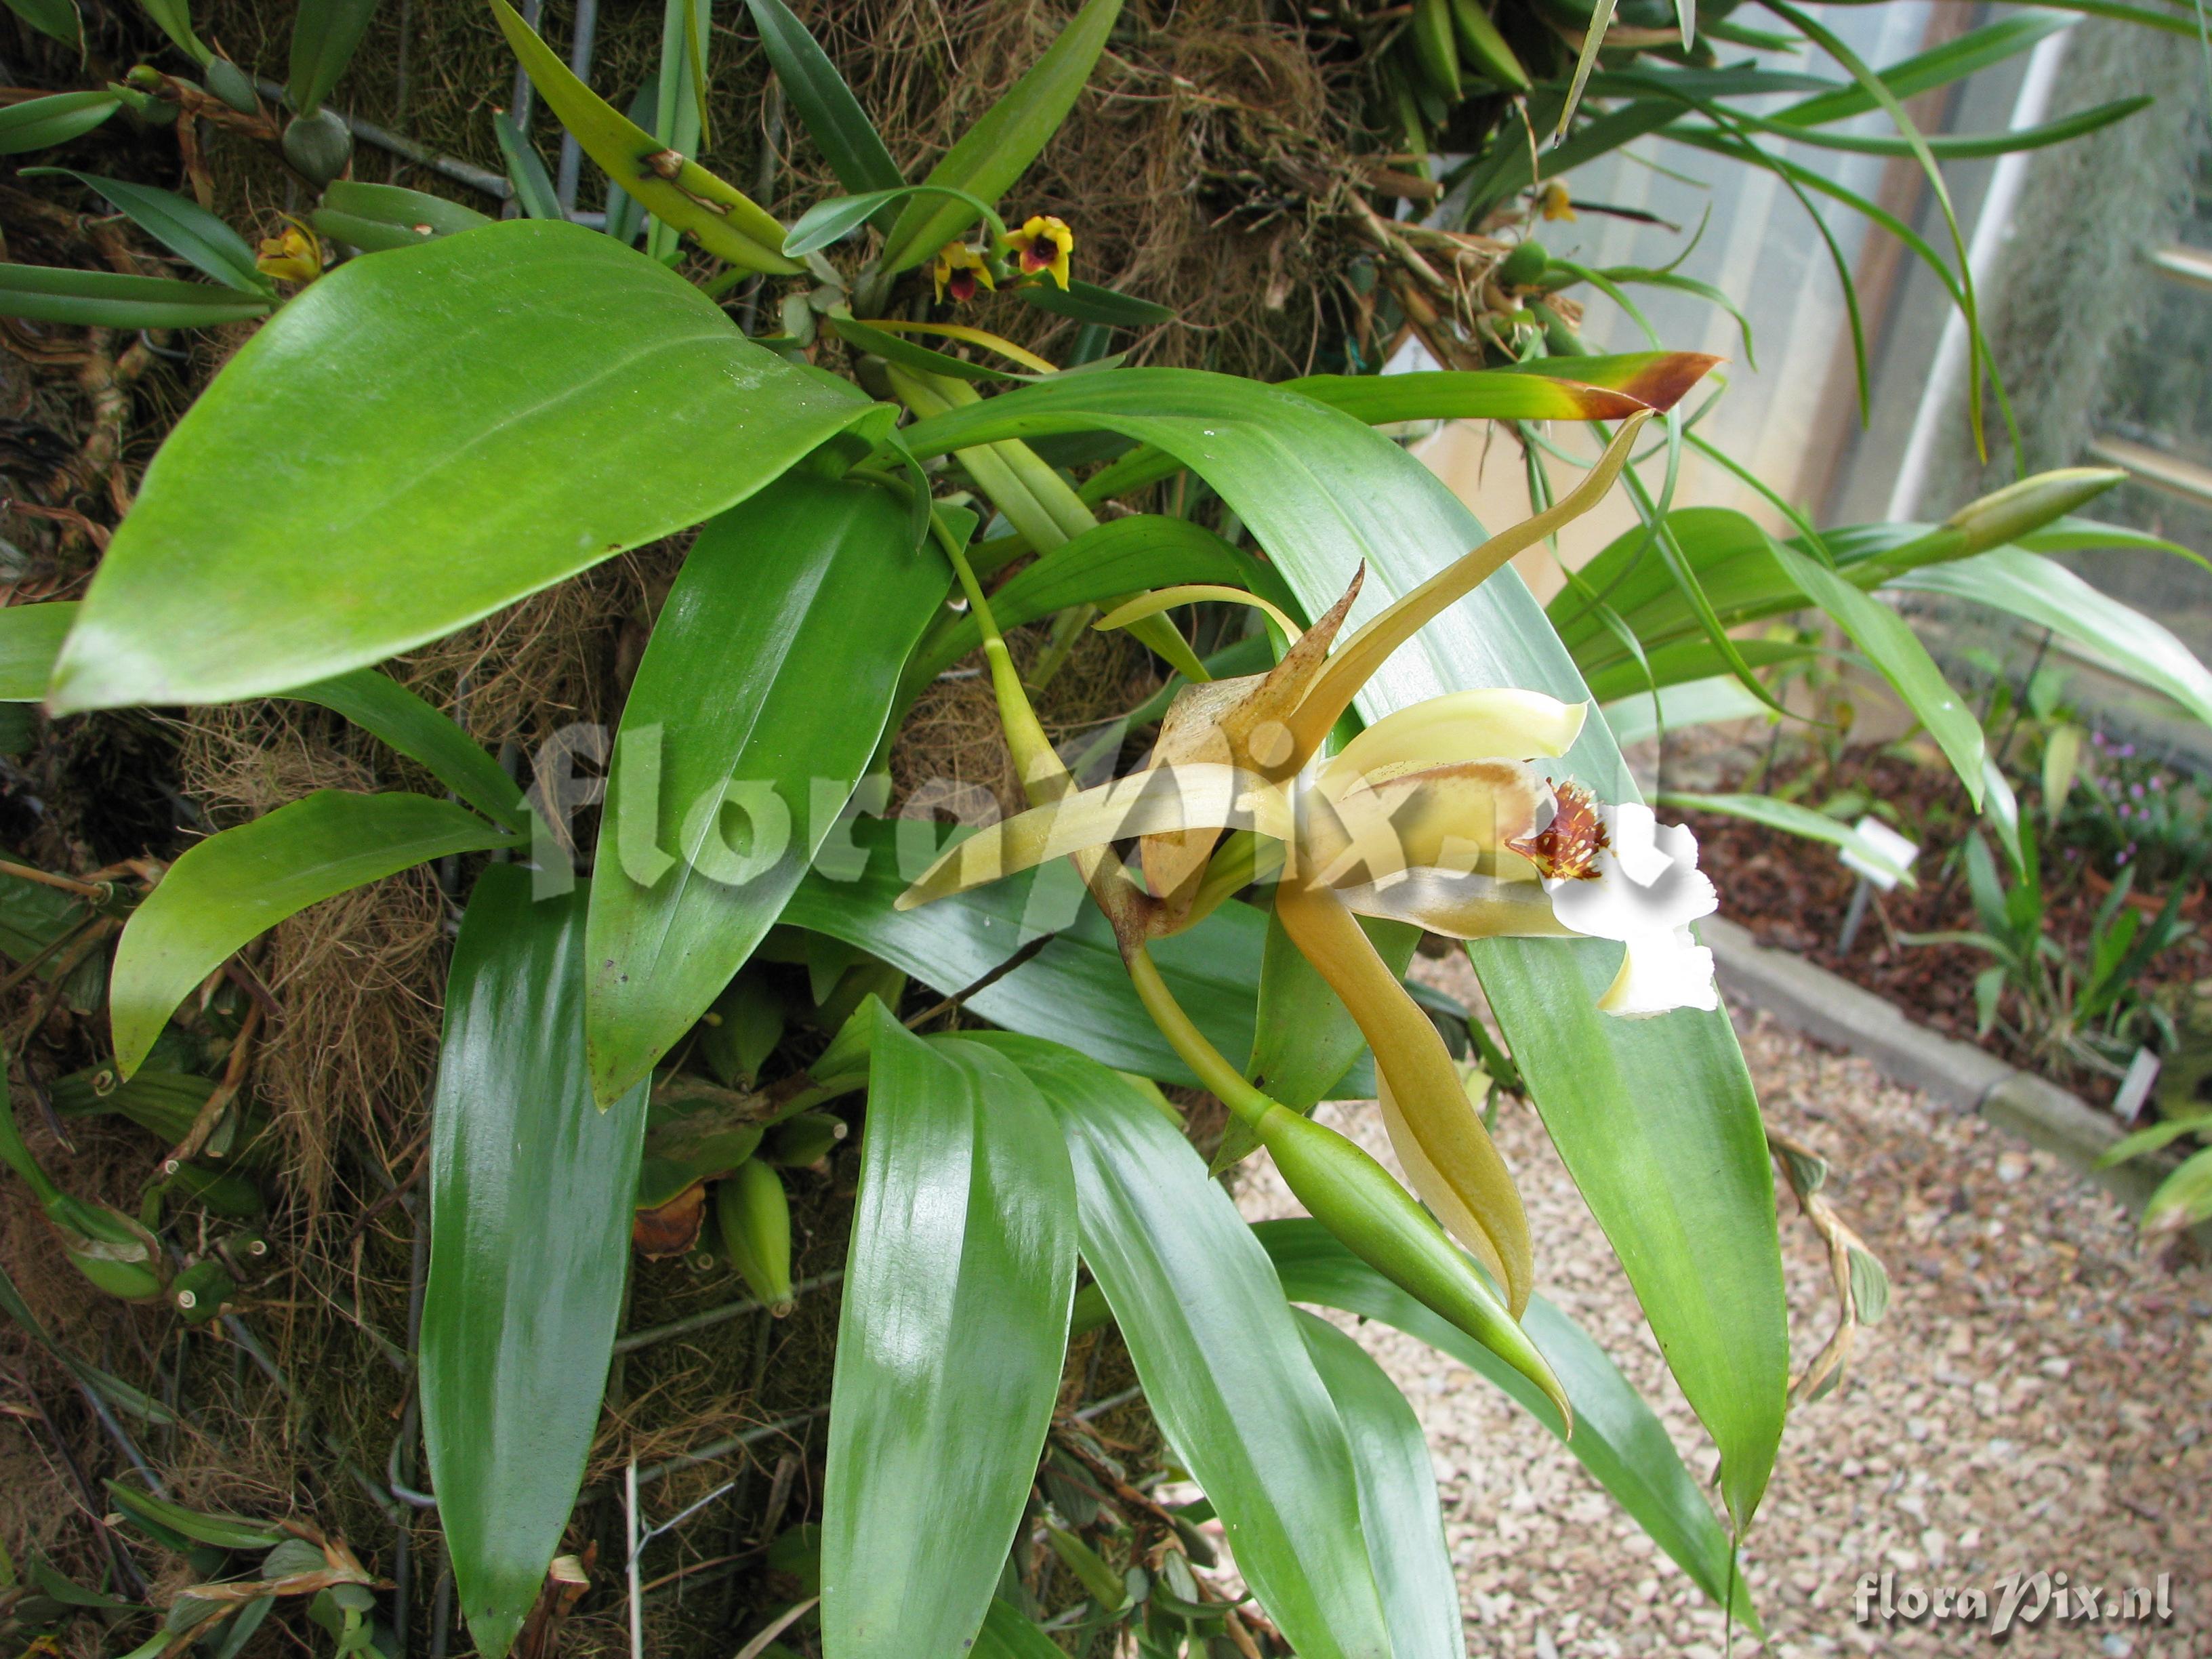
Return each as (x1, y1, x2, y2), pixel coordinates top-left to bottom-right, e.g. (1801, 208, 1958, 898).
(897, 415, 1720, 1317)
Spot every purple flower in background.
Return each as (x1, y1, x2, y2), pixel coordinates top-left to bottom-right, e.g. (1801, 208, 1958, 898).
(2119, 743, 2137, 759)
(2131, 782, 2146, 799)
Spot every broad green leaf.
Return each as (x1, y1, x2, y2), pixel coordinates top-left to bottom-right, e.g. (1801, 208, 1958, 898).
(1293, 1313, 1465, 1659)
(0, 261, 270, 329)
(21, 171, 270, 294)
(287, 0, 380, 112)
(1891, 548, 2212, 729)
(1013, 277, 1174, 327)
(989, 1034, 1395, 1659)
(109, 791, 515, 1076)
(741, 0, 904, 200)
(4, 0, 81, 47)
(823, 1013, 1076, 1658)
(1599, 676, 1775, 747)
(826, 312, 1040, 383)
(488, 0, 799, 272)
(781, 821, 1374, 1094)
(0, 90, 119, 154)
(50, 220, 874, 712)
(421, 865, 647, 1659)
(785, 185, 1003, 255)
(0, 601, 76, 699)
(899, 367, 1788, 1528)
(1258, 1219, 1759, 1630)
(877, 0, 1124, 272)
(281, 669, 531, 833)
(1769, 540, 1982, 806)
(1658, 792, 1914, 885)
(310, 180, 493, 255)
(586, 475, 945, 1103)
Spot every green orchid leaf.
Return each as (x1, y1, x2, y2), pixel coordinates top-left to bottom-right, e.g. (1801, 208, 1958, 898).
(421, 865, 648, 1659)
(586, 474, 945, 1103)
(898, 367, 1788, 1529)
(988, 1034, 1397, 1659)
(20, 170, 270, 294)
(0, 261, 271, 329)
(310, 180, 494, 255)
(784, 185, 1004, 255)
(0, 89, 120, 153)
(50, 220, 876, 712)
(1012, 277, 1175, 327)
(287, 0, 380, 113)
(1658, 792, 1915, 885)
(1891, 548, 2212, 729)
(741, 0, 903, 201)
(488, 0, 798, 272)
(876, 0, 1124, 272)
(1258, 1218, 1759, 1631)
(903, 513, 1278, 690)
(104, 1483, 285, 1551)
(133, 0, 207, 61)
(0, 1257, 179, 1425)
(1293, 1313, 1465, 1659)
(491, 110, 562, 220)
(1082, 355, 1719, 505)
(2144, 1144, 2212, 1233)
(0, 601, 77, 699)
(781, 821, 1374, 1094)
(1580, 634, 1814, 702)
(823, 1011, 1076, 1658)
(1769, 539, 1983, 806)
(109, 791, 516, 1076)
(283, 668, 531, 834)
(4, 0, 83, 48)
(1771, 9, 2070, 127)
(974, 1599, 1071, 1659)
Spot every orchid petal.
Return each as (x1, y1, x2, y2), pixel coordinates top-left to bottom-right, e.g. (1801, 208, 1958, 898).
(1274, 881, 1533, 1313)
(896, 763, 1290, 909)
(1598, 926, 1721, 1018)
(1300, 760, 1550, 890)
(1335, 868, 1575, 941)
(1285, 414, 1650, 766)
(1316, 689, 1586, 794)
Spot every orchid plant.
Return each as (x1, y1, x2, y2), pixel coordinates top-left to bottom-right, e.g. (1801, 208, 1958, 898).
(1, 0, 2209, 1656)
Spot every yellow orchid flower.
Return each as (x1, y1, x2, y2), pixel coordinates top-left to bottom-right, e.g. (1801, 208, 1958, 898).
(255, 220, 323, 285)
(1539, 180, 1578, 222)
(930, 241, 996, 305)
(1004, 213, 1073, 290)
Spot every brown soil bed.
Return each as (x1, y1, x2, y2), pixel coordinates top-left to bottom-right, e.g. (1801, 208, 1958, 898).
(1673, 752, 2212, 1112)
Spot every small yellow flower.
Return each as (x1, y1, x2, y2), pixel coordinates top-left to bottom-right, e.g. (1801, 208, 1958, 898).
(1004, 213, 1073, 290)
(931, 241, 996, 305)
(255, 220, 322, 285)
(1539, 181, 1578, 222)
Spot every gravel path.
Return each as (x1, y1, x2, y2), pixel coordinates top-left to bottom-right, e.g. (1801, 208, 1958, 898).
(1235, 958, 2212, 1657)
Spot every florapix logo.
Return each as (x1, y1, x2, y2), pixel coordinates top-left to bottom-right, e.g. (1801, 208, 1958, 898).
(1852, 1570, 2177, 1638)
